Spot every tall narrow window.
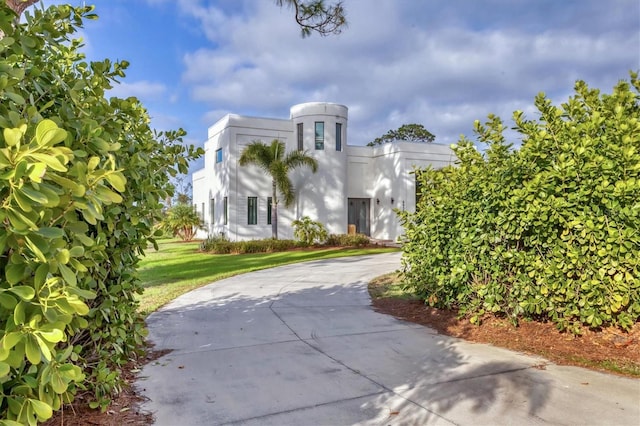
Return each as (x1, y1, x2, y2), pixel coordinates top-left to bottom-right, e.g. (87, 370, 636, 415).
(247, 197, 257, 225)
(335, 123, 342, 152)
(297, 123, 304, 151)
(223, 197, 228, 225)
(210, 198, 215, 224)
(201, 202, 205, 220)
(267, 197, 272, 225)
(314, 121, 324, 150)
(216, 148, 223, 163)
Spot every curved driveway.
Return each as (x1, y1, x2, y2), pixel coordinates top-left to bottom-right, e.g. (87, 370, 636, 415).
(138, 253, 639, 425)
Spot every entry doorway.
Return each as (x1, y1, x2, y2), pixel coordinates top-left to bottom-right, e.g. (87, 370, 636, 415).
(347, 198, 370, 236)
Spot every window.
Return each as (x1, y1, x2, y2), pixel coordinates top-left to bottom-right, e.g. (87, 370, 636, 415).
(201, 202, 205, 220)
(247, 197, 257, 225)
(223, 197, 228, 225)
(335, 123, 342, 152)
(314, 121, 324, 150)
(209, 198, 215, 224)
(267, 197, 272, 225)
(216, 148, 223, 163)
(297, 123, 304, 151)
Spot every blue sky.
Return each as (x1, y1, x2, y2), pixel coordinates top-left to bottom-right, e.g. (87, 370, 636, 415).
(38, 0, 639, 173)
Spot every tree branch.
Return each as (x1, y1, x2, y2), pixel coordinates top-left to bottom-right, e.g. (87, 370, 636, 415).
(276, 0, 347, 37)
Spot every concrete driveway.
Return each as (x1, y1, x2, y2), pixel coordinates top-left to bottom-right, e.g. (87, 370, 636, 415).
(138, 252, 640, 425)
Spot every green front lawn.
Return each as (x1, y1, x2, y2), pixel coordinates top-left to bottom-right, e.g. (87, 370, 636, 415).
(137, 240, 398, 314)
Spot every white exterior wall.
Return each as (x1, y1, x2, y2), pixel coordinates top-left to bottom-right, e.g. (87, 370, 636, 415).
(192, 102, 455, 242)
(290, 103, 348, 235)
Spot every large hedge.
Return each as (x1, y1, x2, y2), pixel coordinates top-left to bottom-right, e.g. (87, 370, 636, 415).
(0, 4, 201, 424)
(400, 74, 640, 334)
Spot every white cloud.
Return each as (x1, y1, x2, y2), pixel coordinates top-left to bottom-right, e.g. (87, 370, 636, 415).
(109, 81, 167, 101)
(177, 0, 639, 145)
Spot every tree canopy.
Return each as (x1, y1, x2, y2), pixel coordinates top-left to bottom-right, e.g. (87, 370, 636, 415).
(367, 123, 436, 146)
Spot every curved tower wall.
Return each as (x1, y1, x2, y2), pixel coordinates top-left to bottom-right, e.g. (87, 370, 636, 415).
(289, 102, 348, 235)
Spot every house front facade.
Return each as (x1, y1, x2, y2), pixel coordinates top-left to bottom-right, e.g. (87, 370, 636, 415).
(192, 102, 455, 242)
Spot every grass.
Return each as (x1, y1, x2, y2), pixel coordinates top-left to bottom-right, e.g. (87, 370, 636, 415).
(368, 272, 418, 300)
(137, 239, 399, 314)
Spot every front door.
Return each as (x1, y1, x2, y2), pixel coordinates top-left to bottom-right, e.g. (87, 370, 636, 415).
(348, 198, 370, 236)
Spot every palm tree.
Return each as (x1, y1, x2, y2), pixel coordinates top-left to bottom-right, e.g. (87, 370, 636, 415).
(239, 139, 318, 239)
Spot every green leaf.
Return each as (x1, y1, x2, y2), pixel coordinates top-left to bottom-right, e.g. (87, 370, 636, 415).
(6, 263, 26, 285)
(29, 153, 67, 172)
(67, 298, 90, 316)
(37, 329, 63, 343)
(8, 286, 35, 301)
(50, 371, 68, 394)
(105, 172, 126, 192)
(0, 293, 17, 310)
(3, 127, 24, 147)
(35, 119, 67, 147)
(34, 335, 52, 362)
(13, 301, 26, 325)
(0, 420, 25, 426)
(25, 336, 41, 364)
(29, 398, 52, 420)
(12, 188, 33, 212)
(0, 361, 10, 377)
(5, 91, 25, 105)
(58, 263, 77, 286)
(74, 233, 94, 247)
(68, 245, 84, 257)
(20, 186, 49, 204)
(6, 207, 38, 231)
(25, 236, 47, 263)
(28, 163, 47, 183)
(2, 331, 23, 350)
(34, 227, 64, 239)
(87, 156, 100, 171)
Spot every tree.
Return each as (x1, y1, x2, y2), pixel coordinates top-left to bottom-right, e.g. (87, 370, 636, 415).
(162, 204, 203, 242)
(276, 0, 347, 37)
(239, 139, 318, 239)
(0, 3, 202, 423)
(367, 123, 436, 146)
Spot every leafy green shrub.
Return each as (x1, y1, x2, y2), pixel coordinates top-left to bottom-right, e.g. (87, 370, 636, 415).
(292, 216, 328, 245)
(161, 203, 203, 241)
(0, 4, 202, 423)
(200, 237, 301, 254)
(326, 233, 371, 247)
(400, 74, 640, 333)
(200, 234, 232, 253)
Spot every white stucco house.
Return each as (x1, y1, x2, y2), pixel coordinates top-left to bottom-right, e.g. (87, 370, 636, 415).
(192, 102, 455, 242)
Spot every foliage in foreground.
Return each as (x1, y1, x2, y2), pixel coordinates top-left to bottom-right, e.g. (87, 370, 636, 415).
(161, 203, 203, 242)
(0, 4, 201, 424)
(400, 74, 640, 333)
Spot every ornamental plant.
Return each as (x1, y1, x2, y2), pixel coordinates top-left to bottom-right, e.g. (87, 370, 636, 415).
(0, 4, 201, 424)
(400, 74, 640, 334)
(161, 204, 203, 242)
(292, 216, 328, 245)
